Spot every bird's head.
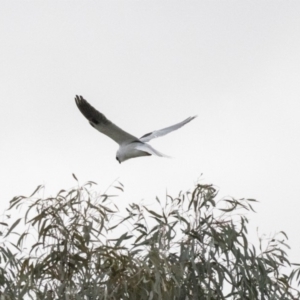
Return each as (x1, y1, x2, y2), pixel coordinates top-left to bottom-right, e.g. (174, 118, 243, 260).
(116, 146, 133, 164)
(116, 148, 125, 164)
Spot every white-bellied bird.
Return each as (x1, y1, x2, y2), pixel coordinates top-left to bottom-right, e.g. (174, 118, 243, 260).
(75, 95, 196, 163)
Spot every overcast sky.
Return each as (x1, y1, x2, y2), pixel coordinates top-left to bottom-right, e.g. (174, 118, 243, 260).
(1, 1, 300, 263)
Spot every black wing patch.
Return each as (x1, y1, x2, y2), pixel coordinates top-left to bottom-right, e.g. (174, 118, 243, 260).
(140, 132, 152, 139)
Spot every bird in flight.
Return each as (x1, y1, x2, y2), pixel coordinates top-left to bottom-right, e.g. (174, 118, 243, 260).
(75, 95, 196, 163)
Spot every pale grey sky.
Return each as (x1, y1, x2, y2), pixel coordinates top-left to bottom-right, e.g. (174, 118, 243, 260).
(1, 1, 300, 263)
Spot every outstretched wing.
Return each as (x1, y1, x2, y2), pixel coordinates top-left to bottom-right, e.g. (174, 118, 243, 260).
(75, 95, 138, 145)
(140, 116, 197, 142)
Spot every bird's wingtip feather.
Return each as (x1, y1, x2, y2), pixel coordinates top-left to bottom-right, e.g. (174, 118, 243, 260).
(75, 95, 86, 106)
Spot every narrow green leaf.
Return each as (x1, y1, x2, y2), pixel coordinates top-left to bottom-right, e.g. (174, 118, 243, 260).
(5, 218, 21, 237)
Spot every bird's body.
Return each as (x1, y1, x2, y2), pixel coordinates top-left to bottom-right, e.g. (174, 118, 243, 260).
(116, 142, 151, 162)
(75, 95, 196, 163)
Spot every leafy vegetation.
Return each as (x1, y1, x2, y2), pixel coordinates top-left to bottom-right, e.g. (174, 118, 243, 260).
(0, 178, 300, 299)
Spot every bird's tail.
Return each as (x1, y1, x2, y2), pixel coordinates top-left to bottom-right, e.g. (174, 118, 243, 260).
(134, 143, 171, 158)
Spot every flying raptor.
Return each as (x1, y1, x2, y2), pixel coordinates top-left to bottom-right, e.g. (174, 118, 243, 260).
(75, 95, 196, 163)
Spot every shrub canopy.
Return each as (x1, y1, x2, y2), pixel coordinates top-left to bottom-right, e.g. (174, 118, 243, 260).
(0, 179, 300, 299)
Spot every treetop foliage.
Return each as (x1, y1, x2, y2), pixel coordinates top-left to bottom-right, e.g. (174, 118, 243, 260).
(0, 178, 300, 299)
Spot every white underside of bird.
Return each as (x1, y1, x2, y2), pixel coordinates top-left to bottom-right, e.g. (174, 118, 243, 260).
(75, 95, 197, 163)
